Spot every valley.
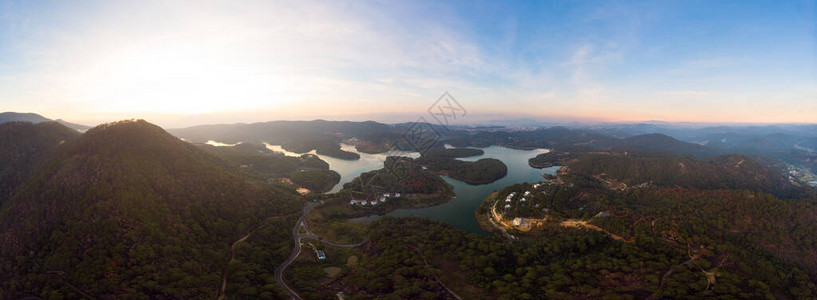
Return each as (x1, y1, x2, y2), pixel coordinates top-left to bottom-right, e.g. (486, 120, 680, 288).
(2, 118, 817, 299)
(3, 2, 814, 298)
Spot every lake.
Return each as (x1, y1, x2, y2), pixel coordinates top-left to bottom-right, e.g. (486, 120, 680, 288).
(351, 146, 559, 235)
(262, 142, 419, 193)
(209, 140, 557, 234)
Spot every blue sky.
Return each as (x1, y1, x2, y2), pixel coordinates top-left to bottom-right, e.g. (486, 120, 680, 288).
(0, 0, 815, 127)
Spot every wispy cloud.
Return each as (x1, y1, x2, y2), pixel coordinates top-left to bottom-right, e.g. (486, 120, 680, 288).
(0, 0, 814, 126)
(657, 90, 716, 97)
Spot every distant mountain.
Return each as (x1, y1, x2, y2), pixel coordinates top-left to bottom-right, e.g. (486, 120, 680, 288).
(0, 112, 91, 131)
(0, 112, 51, 123)
(566, 152, 810, 199)
(53, 119, 92, 131)
(170, 119, 391, 144)
(169, 120, 392, 159)
(612, 133, 718, 158)
(0, 119, 302, 298)
(588, 122, 817, 177)
(448, 126, 617, 149)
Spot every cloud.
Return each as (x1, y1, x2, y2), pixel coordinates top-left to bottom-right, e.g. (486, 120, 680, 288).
(657, 90, 715, 97)
(0, 0, 489, 120)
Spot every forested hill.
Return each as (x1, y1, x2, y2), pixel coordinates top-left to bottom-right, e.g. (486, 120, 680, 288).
(611, 133, 716, 158)
(0, 119, 303, 298)
(0, 121, 80, 203)
(169, 120, 389, 159)
(0, 112, 91, 131)
(552, 151, 811, 199)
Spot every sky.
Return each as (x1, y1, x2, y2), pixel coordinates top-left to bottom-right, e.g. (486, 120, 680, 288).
(1, 0, 815, 128)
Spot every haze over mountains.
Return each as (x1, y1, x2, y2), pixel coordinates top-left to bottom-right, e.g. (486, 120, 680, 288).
(164, 116, 817, 179)
(2, 114, 817, 298)
(0, 112, 91, 132)
(4, 111, 815, 181)
(1, 0, 814, 298)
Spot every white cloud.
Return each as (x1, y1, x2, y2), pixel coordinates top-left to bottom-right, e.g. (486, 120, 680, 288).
(0, 0, 488, 121)
(657, 90, 715, 97)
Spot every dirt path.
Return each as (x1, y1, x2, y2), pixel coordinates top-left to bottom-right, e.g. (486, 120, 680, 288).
(411, 246, 463, 300)
(216, 215, 284, 300)
(217, 232, 253, 300)
(559, 219, 633, 242)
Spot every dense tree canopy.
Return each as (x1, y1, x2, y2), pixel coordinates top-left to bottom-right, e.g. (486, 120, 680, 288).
(0, 120, 303, 299)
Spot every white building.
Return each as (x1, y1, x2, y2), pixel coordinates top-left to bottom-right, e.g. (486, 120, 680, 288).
(512, 218, 524, 226)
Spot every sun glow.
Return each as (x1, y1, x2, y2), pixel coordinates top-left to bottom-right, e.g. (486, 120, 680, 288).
(65, 38, 284, 115)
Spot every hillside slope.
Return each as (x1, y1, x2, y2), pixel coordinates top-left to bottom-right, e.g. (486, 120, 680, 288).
(565, 153, 808, 198)
(0, 122, 81, 203)
(0, 120, 302, 299)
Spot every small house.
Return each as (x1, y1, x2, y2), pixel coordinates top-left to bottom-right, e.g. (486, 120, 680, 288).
(316, 250, 326, 260)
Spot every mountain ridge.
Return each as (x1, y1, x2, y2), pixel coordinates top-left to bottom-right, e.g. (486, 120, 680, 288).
(0, 112, 91, 131)
(0, 119, 302, 298)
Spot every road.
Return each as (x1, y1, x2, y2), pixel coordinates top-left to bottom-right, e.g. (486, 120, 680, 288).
(485, 195, 517, 240)
(274, 202, 368, 300)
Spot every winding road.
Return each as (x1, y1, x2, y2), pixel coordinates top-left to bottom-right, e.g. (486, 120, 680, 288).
(274, 202, 368, 300)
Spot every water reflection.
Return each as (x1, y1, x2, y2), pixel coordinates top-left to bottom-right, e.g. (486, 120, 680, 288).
(352, 146, 558, 235)
(263, 142, 419, 193)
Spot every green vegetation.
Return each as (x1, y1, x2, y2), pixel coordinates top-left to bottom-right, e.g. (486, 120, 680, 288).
(321, 206, 817, 299)
(343, 156, 451, 195)
(0, 120, 302, 299)
(0, 121, 80, 204)
(416, 149, 507, 184)
(222, 216, 298, 299)
(571, 152, 809, 199)
(199, 142, 340, 192)
(281, 138, 360, 160)
(169, 120, 392, 160)
(286, 245, 362, 299)
(289, 169, 341, 193)
(533, 149, 811, 198)
(528, 150, 577, 168)
(300, 157, 455, 223)
(5, 119, 817, 299)
(423, 147, 484, 158)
